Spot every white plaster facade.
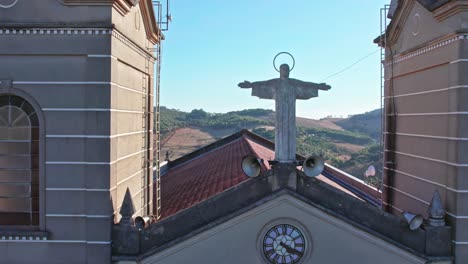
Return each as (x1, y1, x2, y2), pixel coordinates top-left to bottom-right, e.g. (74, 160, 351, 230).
(137, 195, 428, 264)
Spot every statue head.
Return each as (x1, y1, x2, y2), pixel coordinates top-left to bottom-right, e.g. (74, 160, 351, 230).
(279, 64, 290, 79)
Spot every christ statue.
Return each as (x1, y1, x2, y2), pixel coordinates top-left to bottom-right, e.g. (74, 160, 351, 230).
(239, 64, 331, 163)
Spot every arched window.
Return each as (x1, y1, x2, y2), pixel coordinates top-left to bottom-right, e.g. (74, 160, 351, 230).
(0, 95, 39, 226)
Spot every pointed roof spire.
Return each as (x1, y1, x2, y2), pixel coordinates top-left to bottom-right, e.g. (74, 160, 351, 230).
(119, 188, 136, 226)
(427, 190, 445, 227)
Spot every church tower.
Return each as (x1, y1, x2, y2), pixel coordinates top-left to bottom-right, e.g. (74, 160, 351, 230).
(0, 1, 162, 263)
(378, 0, 468, 262)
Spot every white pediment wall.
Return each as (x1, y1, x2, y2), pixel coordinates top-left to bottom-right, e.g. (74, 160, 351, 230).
(392, 1, 459, 55)
(142, 194, 425, 264)
(112, 4, 150, 50)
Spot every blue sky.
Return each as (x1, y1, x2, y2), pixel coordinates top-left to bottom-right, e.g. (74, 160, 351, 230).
(159, 1, 389, 119)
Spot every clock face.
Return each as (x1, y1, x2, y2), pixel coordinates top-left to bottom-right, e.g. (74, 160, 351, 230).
(262, 224, 306, 264)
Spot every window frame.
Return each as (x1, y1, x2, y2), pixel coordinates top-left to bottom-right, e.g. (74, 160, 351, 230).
(0, 92, 45, 232)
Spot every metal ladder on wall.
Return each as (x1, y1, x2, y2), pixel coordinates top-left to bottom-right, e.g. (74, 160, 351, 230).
(379, 5, 390, 196)
(141, 63, 149, 216)
(154, 43, 162, 219)
(152, 0, 169, 220)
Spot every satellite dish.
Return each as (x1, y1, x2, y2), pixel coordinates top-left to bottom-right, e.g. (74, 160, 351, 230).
(302, 156, 325, 177)
(364, 165, 376, 177)
(241, 155, 263, 178)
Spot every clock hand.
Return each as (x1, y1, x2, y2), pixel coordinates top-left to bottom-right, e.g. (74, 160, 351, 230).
(279, 242, 303, 257)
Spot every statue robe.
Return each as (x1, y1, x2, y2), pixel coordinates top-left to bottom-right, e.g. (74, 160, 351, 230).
(251, 78, 319, 162)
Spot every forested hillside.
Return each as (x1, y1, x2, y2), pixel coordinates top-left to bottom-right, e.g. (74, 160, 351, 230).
(335, 109, 381, 140)
(159, 107, 273, 138)
(158, 107, 382, 188)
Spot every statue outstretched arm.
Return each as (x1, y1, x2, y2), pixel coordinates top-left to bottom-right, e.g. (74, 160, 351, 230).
(290, 79, 331, 100)
(238, 80, 253, 88)
(238, 79, 276, 89)
(290, 79, 331, 90)
(238, 79, 277, 99)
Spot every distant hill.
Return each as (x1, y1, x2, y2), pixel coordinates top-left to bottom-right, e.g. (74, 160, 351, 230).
(296, 117, 344, 131)
(159, 107, 273, 139)
(157, 107, 382, 187)
(159, 107, 381, 142)
(160, 106, 188, 136)
(160, 107, 353, 137)
(334, 109, 381, 140)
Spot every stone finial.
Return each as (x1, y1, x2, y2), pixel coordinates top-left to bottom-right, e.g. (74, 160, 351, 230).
(427, 190, 445, 227)
(119, 188, 135, 226)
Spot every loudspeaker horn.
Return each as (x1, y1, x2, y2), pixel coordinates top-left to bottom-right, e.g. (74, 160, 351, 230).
(134, 216, 151, 230)
(241, 155, 263, 178)
(402, 212, 423, 231)
(302, 156, 325, 177)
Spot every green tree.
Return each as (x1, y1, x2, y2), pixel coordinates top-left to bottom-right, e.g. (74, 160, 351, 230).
(187, 109, 208, 119)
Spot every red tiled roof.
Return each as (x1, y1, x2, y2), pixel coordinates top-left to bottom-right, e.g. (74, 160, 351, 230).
(157, 130, 359, 219)
(159, 134, 270, 219)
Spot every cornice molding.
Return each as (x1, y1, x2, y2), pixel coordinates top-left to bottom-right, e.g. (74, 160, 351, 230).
(386, 0, 415, 47)
(113, 0, 139, 15)
(416, 0, 452, 11)
(61, 0, 139, 15)
(433, 0, 468, 21)
(111, 28, 157, 61)
(139, 0, 161, 44)
(386, 0, 466, 46)
(61, 0, 161, 44)
(61, 0, 113, 5)
(0, 27, 112, 35)
(0, 26, 156, 61)
(384, 33, 466, 65)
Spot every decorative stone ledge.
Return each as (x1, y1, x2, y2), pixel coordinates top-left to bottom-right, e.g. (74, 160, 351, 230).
(0, 231, 48, 241)
(385, 33, 467, 66)
(0, 26, 156, 60)
(0, 28, 112, 35)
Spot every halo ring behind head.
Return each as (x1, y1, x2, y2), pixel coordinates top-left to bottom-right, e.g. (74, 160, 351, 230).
(273, 52, 295, 72)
